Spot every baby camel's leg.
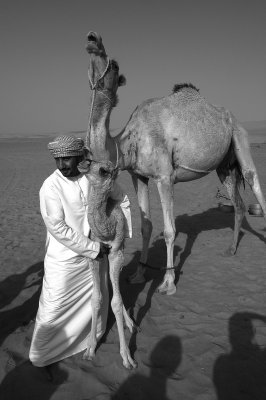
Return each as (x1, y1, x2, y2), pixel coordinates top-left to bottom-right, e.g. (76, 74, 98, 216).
(109, 249, 137, 369)
(122, 305, 139, 333)
(83, 259, 103, 361)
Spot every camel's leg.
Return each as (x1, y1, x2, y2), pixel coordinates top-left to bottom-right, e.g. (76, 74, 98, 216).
(232, 125, 266, 216)
(109, 249, 137, 369)
(156, 179, 176, 295)
(128, 174, 152, 284)
(122, 305, 139, 333)
(216, 166, 246, 255)
(83, 259, 103, 361)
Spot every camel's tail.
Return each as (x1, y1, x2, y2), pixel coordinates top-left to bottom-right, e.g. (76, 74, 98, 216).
(219, 139, 245, 189)
(231, 122, 266, 216)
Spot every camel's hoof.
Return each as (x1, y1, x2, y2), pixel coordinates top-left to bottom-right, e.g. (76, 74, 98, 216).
(126, 323, 139, 334)
(223, 246, 236, 257)
(131, 324, 141, 334)
(39, 366, 53, 382)
(123, 359, 138, 370)
(157, 282, 176, 296)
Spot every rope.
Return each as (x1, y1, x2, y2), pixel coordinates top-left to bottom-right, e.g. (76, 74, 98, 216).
(88, 57, 110, 90)
(86, 89, 95, 148)
(139, 261, 177, 271)
(113, 139, 119, 169)
(86, 57, 110, 148)
(178, 164, 211, 174)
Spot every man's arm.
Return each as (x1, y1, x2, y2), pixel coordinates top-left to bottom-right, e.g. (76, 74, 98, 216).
(40, 183, 101, 259)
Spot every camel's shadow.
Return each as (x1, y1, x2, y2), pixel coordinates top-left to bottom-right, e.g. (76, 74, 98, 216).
(101, 207, 265, 357)
(174, 207, 265, 276)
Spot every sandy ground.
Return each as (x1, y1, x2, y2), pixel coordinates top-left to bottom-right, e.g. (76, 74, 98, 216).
(0, 137, 266, 400)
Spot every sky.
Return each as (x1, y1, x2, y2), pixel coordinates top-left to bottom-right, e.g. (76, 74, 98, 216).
(1, 0, 266, 137)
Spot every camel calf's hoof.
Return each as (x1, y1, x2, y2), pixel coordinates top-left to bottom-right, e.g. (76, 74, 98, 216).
(157, 281, 176, 296)
(123, 357, 138, 370)
(82, 349, 95, 361)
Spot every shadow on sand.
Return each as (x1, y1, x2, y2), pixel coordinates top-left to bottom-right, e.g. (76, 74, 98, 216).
(213, 311, 266, 399)
(0, 261, 43, 346)
(0, 359, 68, 400)
(173, 207, 265, 282)
(111, 334, 182, 400)
(105, 206, 266, 360)
(175, 207, 264, 255)
(0, 261, 69, 400)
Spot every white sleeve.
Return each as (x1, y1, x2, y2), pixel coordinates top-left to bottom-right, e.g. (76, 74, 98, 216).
(110, 182, 132, 238)
(40, 183, 100, 259)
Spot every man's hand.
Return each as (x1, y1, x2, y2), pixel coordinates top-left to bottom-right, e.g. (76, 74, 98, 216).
(96, 242, 111, 259)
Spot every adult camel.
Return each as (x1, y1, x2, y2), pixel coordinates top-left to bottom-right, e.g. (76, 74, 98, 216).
(85, 31, 266, 296)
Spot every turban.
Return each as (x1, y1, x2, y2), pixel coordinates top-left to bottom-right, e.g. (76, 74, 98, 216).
(47, 135, 85, 158)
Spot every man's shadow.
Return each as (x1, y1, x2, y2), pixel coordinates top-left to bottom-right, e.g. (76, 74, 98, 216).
(0, 261, 43, 346)
(0, 261, 70, 399)
(111, 334, 182, 400)
(0, 352, 69, 400)
(213, 312, 266, 400)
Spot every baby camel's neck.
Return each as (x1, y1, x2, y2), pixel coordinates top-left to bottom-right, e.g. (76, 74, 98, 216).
(87, 186, 115, 241)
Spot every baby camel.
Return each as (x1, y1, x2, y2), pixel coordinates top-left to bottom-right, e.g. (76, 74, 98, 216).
(78, 158, 137, 369)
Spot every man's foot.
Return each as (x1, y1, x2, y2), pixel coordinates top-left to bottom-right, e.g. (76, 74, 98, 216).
(38, 365, 53, 382)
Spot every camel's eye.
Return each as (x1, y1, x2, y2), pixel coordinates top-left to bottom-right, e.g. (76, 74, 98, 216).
(112, 60, 119, 71)
(99, 167, 110, 177)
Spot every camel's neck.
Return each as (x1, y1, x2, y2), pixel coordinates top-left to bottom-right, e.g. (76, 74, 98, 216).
(87, 185, 115, 240)
(86, 89, 114, 161)
(86, 88, 137, 169)
(88, 185, 109, 213)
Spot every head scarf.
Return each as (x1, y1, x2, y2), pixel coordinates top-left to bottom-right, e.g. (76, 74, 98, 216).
(47, 135, 84, 158)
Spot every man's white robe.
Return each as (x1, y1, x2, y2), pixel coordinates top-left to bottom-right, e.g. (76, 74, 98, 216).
(29, 170, 131, 367)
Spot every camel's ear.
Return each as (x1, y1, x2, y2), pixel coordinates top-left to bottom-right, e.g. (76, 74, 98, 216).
(118, 75, 126, 87)
(83, 147, 93, 160)
(113, 166, 121, 178)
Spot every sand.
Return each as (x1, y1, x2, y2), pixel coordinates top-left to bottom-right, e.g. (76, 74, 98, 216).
(0, 137, 265, 399)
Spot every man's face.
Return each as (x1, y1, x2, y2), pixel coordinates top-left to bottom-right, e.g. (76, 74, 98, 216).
(55, 156, 83, 177)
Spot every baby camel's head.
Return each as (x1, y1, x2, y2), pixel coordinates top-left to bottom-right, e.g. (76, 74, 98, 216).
(78, 159, 118, 193)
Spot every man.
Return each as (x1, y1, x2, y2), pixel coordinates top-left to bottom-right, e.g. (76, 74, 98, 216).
(29, 135, 132, 372)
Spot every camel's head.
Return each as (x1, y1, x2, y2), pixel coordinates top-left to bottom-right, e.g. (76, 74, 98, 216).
(86, 31, 126, 102)
(78, 158, 119, 194)
(86, 31, 107, 56)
